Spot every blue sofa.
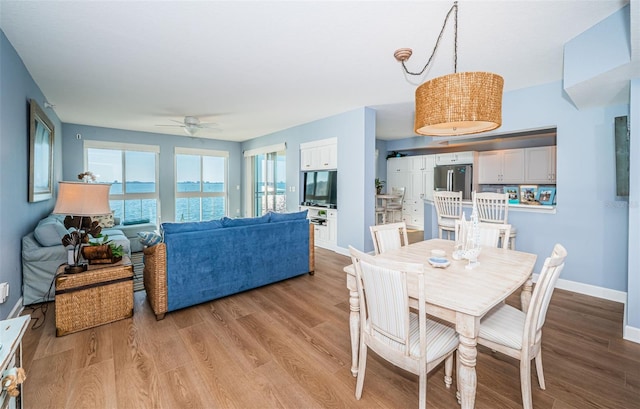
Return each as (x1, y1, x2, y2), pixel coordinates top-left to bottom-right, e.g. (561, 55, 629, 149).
(143, 211, 314, 319)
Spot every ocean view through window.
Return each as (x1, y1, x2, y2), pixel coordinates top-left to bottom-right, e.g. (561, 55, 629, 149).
(85, 141, 159, 224)
(175, 147, 228, 222)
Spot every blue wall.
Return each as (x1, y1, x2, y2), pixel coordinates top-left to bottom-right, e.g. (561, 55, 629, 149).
(61, 124, 243, 223)
(627, 78, 639, 332)
(242, 107, 377, 252)
(0, 30, 63, 317)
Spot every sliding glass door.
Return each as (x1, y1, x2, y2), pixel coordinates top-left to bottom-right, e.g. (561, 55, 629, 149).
(252, 150, 286, 216)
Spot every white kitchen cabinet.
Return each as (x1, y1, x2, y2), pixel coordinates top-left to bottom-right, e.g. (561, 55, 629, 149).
(300, 138, 337, 170)
(302, 206, 337, 249)
(384, 155, 435, 229)
(478, 149, 525, 183)
(525, 146, 556, 183)
(435, 151, 475, 165)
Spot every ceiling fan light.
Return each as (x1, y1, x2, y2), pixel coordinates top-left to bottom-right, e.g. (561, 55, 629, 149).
(414, 71, 504, 136)
(184, 126, 198, 136)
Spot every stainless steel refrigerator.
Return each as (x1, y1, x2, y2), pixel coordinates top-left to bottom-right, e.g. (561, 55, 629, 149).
(434, 164, 473, 200)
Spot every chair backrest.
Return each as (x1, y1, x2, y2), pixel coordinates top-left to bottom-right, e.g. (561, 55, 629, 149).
(523, 243, 567, 347)
(388, 187, 405, 207)
(349, 246, 426, 360)
(454, 220, 512, 249)
(475, 192, 509, 224)
(370, 222, 409, 254)
(433, 191, 463, 221)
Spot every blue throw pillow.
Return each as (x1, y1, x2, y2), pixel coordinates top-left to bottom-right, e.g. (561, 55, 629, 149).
(269, 210, 308, 222)
(221, 213, 271, 227)
(33, 216, 69, 247)
(162, 219, 224, 234)
(137, 231, 162, 247)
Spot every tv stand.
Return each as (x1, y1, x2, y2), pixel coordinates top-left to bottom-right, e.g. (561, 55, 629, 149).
(301, 205, 337, 250)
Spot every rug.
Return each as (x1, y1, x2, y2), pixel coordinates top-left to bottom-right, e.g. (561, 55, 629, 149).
(131, 252, 144, 292)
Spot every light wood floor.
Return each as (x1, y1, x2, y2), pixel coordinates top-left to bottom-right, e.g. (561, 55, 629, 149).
(20, 243, 640, 408)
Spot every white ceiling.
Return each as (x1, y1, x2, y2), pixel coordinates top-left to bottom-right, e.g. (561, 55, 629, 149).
(0, 0, 633, 142)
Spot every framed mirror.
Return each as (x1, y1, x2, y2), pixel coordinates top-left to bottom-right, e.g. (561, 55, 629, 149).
(28, 99, 55, 202)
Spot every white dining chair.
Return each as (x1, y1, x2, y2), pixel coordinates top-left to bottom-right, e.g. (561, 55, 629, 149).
(385, 186, 405, 223)
(476, 243, 567, 409)
(475, 192, 517, 249)
(348, 246, 459, 409)
(454, 219, 512, 249)
(433, 191, 463, 239)
(369, 221, 409, 254)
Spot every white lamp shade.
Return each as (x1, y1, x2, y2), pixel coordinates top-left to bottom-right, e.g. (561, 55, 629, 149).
(52, 181, 112, 216)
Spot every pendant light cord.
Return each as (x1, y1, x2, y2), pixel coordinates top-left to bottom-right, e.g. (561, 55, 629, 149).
(401, 1, 458, 76)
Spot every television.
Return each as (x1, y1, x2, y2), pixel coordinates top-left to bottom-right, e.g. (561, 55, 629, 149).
(303, 170, 337, 208)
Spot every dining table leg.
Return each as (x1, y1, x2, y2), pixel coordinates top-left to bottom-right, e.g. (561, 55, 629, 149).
(521, 277, 533, 313)
(456, 315, 479, 409)
(348, 277, 360, 377)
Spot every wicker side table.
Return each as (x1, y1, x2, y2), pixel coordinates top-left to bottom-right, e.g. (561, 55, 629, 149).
(55, 256, 133, 336)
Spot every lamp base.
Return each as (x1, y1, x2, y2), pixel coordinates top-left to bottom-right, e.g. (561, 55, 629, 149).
(65, 264, 88, 274)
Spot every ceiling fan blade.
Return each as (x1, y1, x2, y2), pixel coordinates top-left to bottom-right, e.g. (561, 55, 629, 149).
(155, 124, 185, 128)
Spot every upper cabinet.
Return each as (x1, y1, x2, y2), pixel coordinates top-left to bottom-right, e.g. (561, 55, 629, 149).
(478, 149, 525, 184)
(524, 146, 556, 183)
(300, 137, 337, 170)
(435, 151, 475, 165)
(478, 146, 556, 184)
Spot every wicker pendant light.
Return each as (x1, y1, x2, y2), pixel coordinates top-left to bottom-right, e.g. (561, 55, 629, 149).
(395, 2, 503, 136)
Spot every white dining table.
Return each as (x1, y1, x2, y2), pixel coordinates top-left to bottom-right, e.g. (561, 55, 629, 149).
(344, 238, 537, 409)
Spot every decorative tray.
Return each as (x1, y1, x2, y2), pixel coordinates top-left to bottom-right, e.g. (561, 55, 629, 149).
(428, 257, 451, 268)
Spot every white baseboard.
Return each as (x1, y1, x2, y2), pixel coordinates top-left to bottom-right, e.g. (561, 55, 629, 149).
(532, 273, 627, 304)
(8, 297, 25, 319)
(624, 325, 640, 343)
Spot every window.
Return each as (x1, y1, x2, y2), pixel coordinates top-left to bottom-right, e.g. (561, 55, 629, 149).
(244, 143, 286, 217)
(175, 147, 228, 222)
(84, 141, 159, 224)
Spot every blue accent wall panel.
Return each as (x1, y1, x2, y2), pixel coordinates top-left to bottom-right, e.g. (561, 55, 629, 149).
(0, 29, 63, 318)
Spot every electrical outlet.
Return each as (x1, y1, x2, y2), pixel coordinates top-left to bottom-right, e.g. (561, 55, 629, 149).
(0, 282, 8, 304)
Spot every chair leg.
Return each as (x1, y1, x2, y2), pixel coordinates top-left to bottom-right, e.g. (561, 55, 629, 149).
(534, 350, 546, 389)
(355, 342, 368, 399)
(444, 353, 453, 388)
(419, 372, 427, 409)
(520, 358, 533, 409)
(456, 350, 461, 404)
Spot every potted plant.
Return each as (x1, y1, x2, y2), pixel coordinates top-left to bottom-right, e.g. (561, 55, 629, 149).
(81, 234, 124, 264)
(375, 178, 386, 194)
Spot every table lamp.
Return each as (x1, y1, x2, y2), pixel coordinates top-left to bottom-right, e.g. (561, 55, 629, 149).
(52, 181, 112, 273)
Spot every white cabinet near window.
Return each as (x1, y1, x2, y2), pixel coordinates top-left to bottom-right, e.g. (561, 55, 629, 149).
(525, 146, 556, 183)
(300, 138, 337, 170)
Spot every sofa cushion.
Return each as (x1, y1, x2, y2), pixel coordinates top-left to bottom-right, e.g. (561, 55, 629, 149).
(33, 217, 69, 247)
(269, 210, 308, 222)
(162, 219, 223, 234)
(221, 214, 271, 227)
(138, 231, 162, 247)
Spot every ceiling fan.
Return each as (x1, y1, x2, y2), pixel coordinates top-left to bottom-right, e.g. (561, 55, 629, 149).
(156, 116, 219, 136)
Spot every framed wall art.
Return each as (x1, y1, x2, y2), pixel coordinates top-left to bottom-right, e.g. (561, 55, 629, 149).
(29, 99, 55, 202)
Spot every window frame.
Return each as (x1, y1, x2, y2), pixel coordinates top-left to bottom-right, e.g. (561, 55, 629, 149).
(83, 140, 160, 223)
(174, 147, 229, 222)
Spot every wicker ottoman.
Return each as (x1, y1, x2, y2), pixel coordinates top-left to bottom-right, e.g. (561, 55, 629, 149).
(55, 256, 133, 336)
